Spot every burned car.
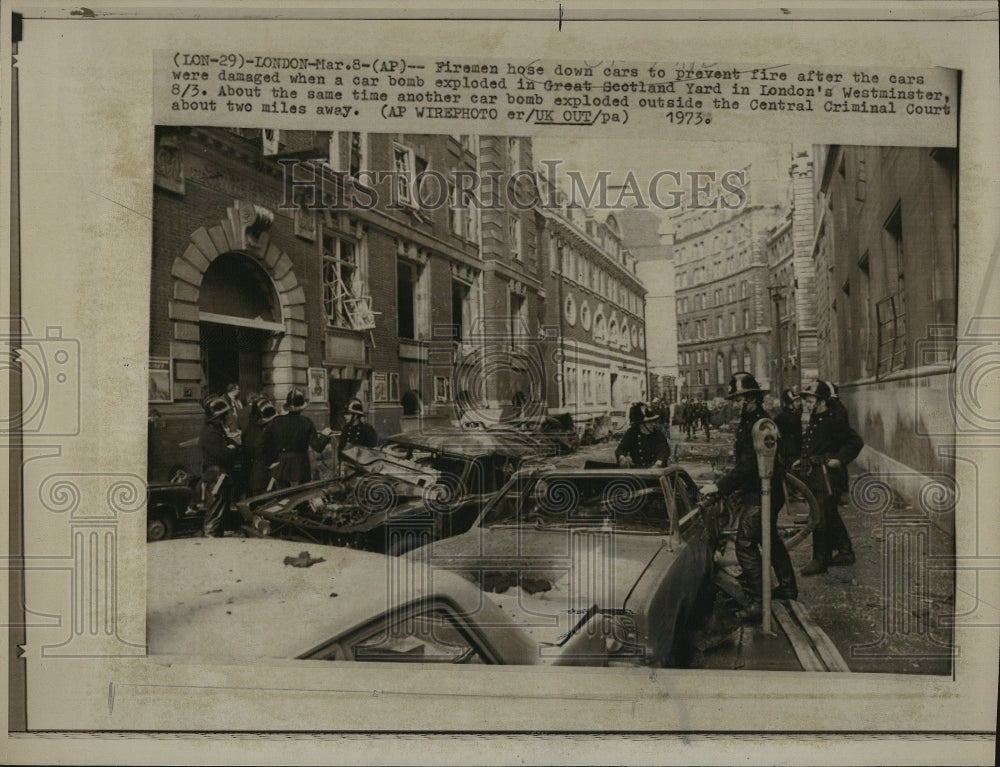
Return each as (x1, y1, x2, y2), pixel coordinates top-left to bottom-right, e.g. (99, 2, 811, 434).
(148, 538, 609, 665)
(238, 429, 551, 555)
(490, 412, 580, 455)
(146, 469, 202, 542)
(412, 465, 719, 667)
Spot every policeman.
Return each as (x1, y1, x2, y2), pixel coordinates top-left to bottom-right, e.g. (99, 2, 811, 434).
(338, 398, 379, 453)
(264, 388, 333, 488)
(773, 389, 803, 466)
(795, 380, 864, 575)
(701, 372, 798, 620)
(199, 394, 240, 537)
(615, 402, 671, 468)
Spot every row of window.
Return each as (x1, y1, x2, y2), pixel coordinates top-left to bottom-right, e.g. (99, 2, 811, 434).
(321, 215, 485, 343)
(677, 280, 751, 314)
(679, 348, 754, 386)
(678, 309, 752, 341)
(321, 132, 495, 249)
(563, 366, 645, 408)
(563, 295, 646, 352)
(676, 249, 753, 290)
(673, 211, 749, 246)
(550, 236, 642, 317)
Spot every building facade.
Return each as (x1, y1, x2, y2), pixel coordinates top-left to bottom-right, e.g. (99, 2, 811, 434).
(672, 198, 785, 401)
(811, 144, 958, 503)
(536, 169, 648, 421)
(618, 209, 678, 403)
(148, 128, 529, 478)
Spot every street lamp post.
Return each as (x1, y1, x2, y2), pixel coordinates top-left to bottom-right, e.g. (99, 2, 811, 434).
(769, 285, 783, 394)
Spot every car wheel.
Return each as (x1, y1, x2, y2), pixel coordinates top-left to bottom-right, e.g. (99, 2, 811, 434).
(146, 509, 175, 542)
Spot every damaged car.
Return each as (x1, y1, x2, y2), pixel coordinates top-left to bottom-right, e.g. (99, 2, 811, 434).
(147, 537, 610, 665)
(411, 465, 719, 667)
(238, 429, 551, 555)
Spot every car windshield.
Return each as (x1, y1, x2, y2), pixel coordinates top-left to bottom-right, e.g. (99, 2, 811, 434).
(483, 473, 672, 534)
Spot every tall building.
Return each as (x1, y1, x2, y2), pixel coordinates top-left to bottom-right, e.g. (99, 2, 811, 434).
(765, 146, 818, 393)
(811, 145, 957, 503)
(455, 135, 546, 423)
(536, 168, 648, 421)
(617, 208, 677, 403)
(671, 150, 787, 400)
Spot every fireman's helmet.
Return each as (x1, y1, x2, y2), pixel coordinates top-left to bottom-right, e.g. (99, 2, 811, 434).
(285, 388, 308, 411)
(347, 398, 367, 417)
(823, 380, 840, 400)
(204, 395, 230, 421)
(781, 388, 799, 407)
(802, 379, 832, 401)
(725, 372, 766, 399)
(629, 402, 658, 424)
(256, 399, 277, 424)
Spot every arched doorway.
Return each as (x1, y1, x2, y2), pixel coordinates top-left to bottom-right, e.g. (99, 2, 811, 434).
(198, 252, 282, 397)
(166, 200, 309, 407)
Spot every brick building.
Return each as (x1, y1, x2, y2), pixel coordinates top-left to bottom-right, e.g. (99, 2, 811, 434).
(148, 128, 524, 478)
(536, 168, 648, 422)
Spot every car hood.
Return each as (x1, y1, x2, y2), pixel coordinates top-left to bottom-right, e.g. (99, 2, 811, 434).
(415, 527, 673, 645)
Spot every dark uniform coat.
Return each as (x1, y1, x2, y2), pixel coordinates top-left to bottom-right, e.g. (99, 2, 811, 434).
(773, 406, 803, 466)
(615, 425, 671, 468)
(200, 421, 237, 474)
(799, 408, 863, 497)
(199, 420, 238, 536)
(338, 418, 379, 452)
(243, 421, 277, 495)
(715, 403, 786, 509)
(264, 412, 330, 486)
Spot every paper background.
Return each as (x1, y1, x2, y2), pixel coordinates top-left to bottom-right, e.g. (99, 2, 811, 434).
(3, 3, 998, 764)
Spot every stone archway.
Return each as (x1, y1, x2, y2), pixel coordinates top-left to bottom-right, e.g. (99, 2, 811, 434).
(167, 200, 308, 402)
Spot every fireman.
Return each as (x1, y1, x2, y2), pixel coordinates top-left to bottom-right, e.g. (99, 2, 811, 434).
(795, 379, 864, 575)
(700, 372, 798, 621)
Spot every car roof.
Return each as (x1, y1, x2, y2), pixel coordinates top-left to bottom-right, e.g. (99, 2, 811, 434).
(147, 538, 518, 661)
(386, 428, 547, 458)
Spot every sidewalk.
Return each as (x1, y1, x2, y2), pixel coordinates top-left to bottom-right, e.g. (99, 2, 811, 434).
(672, 431, 955, 675)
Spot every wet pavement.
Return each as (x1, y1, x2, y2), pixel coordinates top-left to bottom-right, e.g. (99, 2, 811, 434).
(580, 428, 955, 675)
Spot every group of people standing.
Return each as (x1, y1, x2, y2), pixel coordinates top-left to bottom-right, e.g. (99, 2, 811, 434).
(676, 397, 713, 441)
(197, 383, 377, 537)
(701, 372, 864, 622)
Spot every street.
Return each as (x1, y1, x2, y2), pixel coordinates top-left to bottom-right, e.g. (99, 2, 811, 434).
(579, 426, 955, 675)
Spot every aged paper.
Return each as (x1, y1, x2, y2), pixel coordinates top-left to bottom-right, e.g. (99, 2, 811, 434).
(3, 2, 999, 764)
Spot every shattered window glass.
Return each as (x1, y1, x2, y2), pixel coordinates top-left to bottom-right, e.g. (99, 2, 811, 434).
(351, 608, 486, 664)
